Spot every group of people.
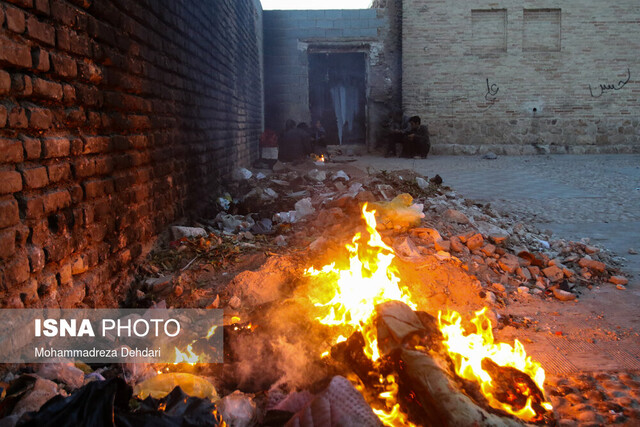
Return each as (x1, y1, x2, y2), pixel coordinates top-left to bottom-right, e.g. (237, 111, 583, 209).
(273, 111, 430, 163)
(382, 112, 431, 159)
(277, 119, 326, 163)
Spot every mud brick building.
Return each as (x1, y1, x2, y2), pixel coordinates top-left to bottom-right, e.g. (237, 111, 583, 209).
(0, 0, 263, 307)
(402, 0, 640, 155)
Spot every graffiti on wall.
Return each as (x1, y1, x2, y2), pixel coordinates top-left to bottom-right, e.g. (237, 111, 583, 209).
(485, 78, 499, 102)
(589, 68, 631, 98)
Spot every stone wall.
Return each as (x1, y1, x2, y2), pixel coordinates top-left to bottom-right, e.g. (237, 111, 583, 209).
(0, 0, 263, 307)
(402, 0, 640, 154)
(263, 7, 400, 149)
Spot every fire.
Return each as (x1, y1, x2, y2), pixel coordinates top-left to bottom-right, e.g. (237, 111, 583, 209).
(438, 308, 553, 420)
(304, 204, 552, 424)
(305, 204, 416, 360)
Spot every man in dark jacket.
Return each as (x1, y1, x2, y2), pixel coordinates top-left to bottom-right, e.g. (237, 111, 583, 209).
(278, 119, 312, 163)
(404, 115, 430, 158)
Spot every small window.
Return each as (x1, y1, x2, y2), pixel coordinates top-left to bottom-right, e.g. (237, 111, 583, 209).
(472, 9, 507, 53)
(523, 9, 561, 52)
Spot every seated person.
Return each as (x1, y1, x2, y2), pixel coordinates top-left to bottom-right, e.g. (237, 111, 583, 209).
(383, 111, 408, 157)
(403, 115, 430, 159)
(278, 119, 313, 163)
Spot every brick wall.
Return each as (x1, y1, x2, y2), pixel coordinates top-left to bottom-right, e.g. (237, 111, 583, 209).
(0, 0, 263, 308)
(403, 0, 640, 154)
(263, 7, 400, 149)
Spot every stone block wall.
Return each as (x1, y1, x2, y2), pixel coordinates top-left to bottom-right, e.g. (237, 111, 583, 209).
(0, 0, 263, 307)
(263, 7, 400, 149)
(402, 0, 640, 154)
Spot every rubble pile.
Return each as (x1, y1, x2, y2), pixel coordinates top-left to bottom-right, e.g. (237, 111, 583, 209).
(0, 158, 633, 426)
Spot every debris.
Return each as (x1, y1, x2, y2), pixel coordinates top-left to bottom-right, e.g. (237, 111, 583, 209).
(273, 211, 297, 224)
(628, 248, 638, 255)
(369, 193, 425, 230)
(171, 226, 207, 240)
(542, 266, 564, 282)
(232, 167, 253, 181)
(415, 177, 429, 190)
(482, 151, 498, 160)
(207, 295, 220, 309)
(133, 373, 218, 400)
(609, 276, 629, 286)
(38, 363, 85, 390)
(466, 233, 484, 251)
(616, 284, 627, 290)
(274, 235, 287, 246)
(332, 170, 350, 181)
(306, 169, 326, 182)
(309, 236, 328, 252)
(218, 391, 258, 427)
(285, 376, 382, 427)
(228, 295, 242, 309)
(216, 214, 254, 233)
(144, 275, 173, 294)
(19, 378, 222, 427)
(498, 254, 520, 273)
(578, 258, 606, 273)
(444, 209, 470, 224)
(250, 218, 273, 234)
(294, 197, 315, 219)
(430, 174, 443, 185)
(551, 287, 577, 301)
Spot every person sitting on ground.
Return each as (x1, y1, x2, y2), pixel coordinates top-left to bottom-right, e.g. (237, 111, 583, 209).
(383, 111, 408, 157)
(278, 119, 313, 163)
(404, 115, 430, 159)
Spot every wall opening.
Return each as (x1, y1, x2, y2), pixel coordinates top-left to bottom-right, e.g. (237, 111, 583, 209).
(308, 53, 367, 145)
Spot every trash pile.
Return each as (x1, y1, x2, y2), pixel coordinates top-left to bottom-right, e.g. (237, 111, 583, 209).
(0, 158, 632, 426)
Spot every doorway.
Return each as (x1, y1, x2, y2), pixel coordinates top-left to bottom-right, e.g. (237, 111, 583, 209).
(308, 53, 367, 145)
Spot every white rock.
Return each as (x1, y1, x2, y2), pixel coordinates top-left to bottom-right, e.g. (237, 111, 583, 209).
(294, 198, 315, 218)
(232, 167, 253, 181)
(171, 226, 207, 240)
(306, 169, 327, 182)
(415, 177, 429, 190)
(332, 170, 350, 181)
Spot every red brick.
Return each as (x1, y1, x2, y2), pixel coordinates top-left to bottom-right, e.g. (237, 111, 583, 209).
(50, 52, 77, 78)
(57, 262, 72, 285)
(0, 138, 24, 163)
(21, 166, 49, 189)
(19, 194, 44, 219)
(72, 157, 95, 177)
(0, 105, 7, 128)
(47, 162, 71, 182)
(26, 16, 55, 46)
(62, 84, 76, 103)
(50, 0, 75, 26)
(27, 107, 54, 129)
(31, 47, 50, 71)
(68, 183, 82, 203)
(0, 197, 20, 228)
(0, 6, 4, 27)
(21, 135, 41, 159)
(11, 74, 32, 96)
(0, 228, 16, 259)
(43, 189, 70, 214)
(0, 70, 10, 94)
(0, 171, 23, 194)
(35, 0, 50, 15)
(83, 136, 111, 154)
(0, 36, 32, 68)
(8, 106, 28, 128)
(27, 245, 45, 272)
(4, 253, 30, 284)
(32, 77, 63, 101)
(29, 220, 48, 245)
(5, 0, 33, 8)
(70, 253, 87, 275)
(5, 6, 26, 34)
(42, 137, 70, 158)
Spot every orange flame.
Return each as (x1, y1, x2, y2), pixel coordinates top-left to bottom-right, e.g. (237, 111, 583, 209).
(438, 308, 553, 420)
(304, 203, 552, 424)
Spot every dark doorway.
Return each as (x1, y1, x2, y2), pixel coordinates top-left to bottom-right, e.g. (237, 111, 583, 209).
(308, 53, 366, 145)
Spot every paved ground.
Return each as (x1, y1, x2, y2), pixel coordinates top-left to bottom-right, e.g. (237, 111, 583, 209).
(354, 154, 640, 374)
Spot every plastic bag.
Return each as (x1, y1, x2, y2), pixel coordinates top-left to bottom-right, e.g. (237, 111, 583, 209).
(18, 378, 223, 427)
(133, 373, 218, 400)
(369, 193, 425, 230)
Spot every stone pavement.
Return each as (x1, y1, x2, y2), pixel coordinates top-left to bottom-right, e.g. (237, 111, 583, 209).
(354, 153, 640, 374)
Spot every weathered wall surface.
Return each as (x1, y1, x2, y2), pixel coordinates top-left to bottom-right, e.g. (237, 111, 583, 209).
(0, 0, 263, 307)
(263, 8, 400, 149)
(403, 1, 640, 154)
